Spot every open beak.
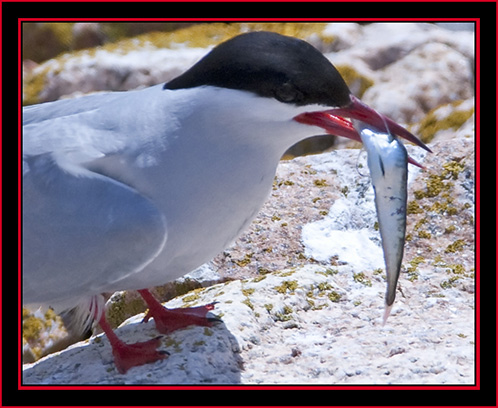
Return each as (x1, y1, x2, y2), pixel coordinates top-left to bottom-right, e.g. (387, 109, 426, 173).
(294, 94, 431, 167)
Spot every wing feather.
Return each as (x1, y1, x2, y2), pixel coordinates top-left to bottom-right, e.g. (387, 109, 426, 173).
(22, 153, 167, 305)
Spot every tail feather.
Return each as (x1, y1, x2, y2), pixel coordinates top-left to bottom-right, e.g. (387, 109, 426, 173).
(58, 295, 105, 336)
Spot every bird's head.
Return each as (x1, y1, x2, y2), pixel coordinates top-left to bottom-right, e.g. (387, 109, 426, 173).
(165, 31, 431, 157)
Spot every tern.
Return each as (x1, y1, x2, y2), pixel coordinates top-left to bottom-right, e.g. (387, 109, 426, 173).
(22, 31, 430, 373)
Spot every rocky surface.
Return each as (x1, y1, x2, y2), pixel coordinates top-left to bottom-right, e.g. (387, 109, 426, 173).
(23, 135, 475, 385)
(22, 22, 476, 384)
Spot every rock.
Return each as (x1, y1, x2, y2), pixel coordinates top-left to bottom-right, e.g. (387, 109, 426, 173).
(325, 22, 474, 71)
(363, 43, 473, 124)
(22, 22, 197, 63)
(324, 22, 474, 124)
(22, 308, 68, 364)
(411, 98, 475, 144)
(23, 134, 475, 384)
(321, 23, 363, 52)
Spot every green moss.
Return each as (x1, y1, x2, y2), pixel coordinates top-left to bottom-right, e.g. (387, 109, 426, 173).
(164, 337, 183, 353)
(315, 268, 338, 277)
(258, 266, 272, 275)
(316, 282, 333, 292)
(274, 280, 299, 294)
(234, 253, 253, 267)
(417, 230, 432, 239)
(407, 201, 423, 214)
(23, 64, 53, 106)
(417, 101, 474, 143)
(353, 272, 372, 287)
(429, 198, 458, 215)
(242, 288, 255, 296)
(314, 179, 328, 187)
(445, 239, 465, 253)
(406, 256, 425, 281)
(442, 160, 466, 180)
(279, 270, 296, 277)
(182, 293, 201, 303)
(264, 303, 274, 312)
(106, 294, 146, 328)
(440, 276, 460, 289)
(336, 65, 374, 98)
(447, 264, 466, 275)
(274, 305, 294, 322)
(22, 315, 44, 341)
(328, 291, 342, 302)
(414, 159, 466, 205)
(414, 174, 452, 199)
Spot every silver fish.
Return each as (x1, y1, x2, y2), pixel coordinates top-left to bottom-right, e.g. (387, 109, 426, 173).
(353, 119, 408, 322)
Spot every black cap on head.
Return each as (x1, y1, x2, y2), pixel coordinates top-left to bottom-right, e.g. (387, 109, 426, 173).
(165, 31, 352, 108)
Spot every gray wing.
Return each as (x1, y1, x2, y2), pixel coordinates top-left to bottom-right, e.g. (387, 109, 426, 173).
(22, 153, 167, 305)
(23, 84, 169, 162)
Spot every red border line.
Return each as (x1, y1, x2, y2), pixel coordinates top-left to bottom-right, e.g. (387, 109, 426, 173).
(18, 17, 480, 393)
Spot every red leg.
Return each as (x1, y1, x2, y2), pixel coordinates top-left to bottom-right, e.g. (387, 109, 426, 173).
(138, 289, 217, 334)
(98, 312, 168, 374)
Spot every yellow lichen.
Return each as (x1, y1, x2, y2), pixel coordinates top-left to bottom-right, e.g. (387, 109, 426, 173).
(328, 291, 342, 303)
(441, 160, 466, 180)
(353, 272, 372, 287)
(106, 294, 146, 328)
(336, 65, 374, 98)
(414, 174, 452, 199)
(444, 239, 465, 253)
(417, 101, 474, 143)
(314, 179, 328, 187)
(234, 253, 253, 267)
(407, 201, 423, 214)
(274, 280, 299, 294)
(22, 315, 44, 341)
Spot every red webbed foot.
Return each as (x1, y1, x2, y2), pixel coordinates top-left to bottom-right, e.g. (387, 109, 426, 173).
(138, 289, 219, 334)
(98, 313, 168, 374)
(111, 336, 169, 374)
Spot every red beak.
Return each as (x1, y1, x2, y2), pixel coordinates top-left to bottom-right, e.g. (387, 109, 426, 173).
(294, 94, 431, 167)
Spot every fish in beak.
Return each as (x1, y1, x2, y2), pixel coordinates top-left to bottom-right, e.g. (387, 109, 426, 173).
(353, 119, 408, 323)
(296, 94, 430, 322)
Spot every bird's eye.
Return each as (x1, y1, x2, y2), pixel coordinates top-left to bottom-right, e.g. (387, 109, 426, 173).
(275, 82, 302, 103)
